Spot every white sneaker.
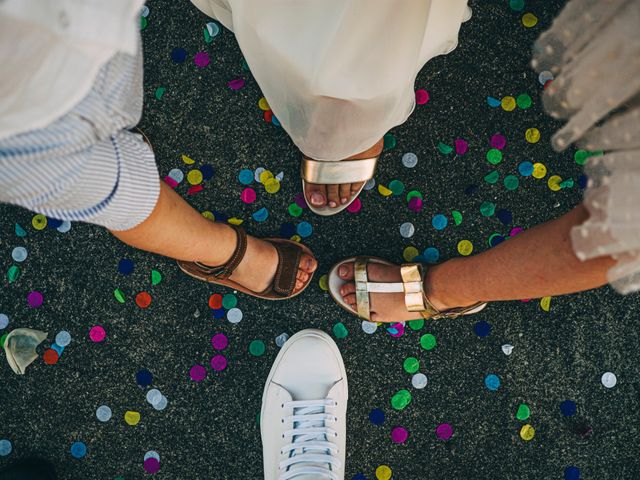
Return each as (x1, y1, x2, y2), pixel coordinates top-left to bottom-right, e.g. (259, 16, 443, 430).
(261, 329, 348, 480)
(463, 5, 473, 22)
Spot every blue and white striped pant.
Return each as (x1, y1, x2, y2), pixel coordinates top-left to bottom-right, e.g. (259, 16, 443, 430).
(0, 41, 159, 231)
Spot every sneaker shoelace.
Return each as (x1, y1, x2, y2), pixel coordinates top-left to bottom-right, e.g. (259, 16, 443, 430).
(279, 398, 341, 480)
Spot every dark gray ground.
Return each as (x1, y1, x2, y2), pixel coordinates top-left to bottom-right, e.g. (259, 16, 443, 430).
(2, 1, 640, 479)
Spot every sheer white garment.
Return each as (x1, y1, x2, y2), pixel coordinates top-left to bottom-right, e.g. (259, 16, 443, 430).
(532, 0, 640, 294)
(191, 0, 469, 161)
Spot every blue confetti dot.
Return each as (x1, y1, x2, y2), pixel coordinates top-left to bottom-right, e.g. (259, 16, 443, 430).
(212, 211, 229, 222)
(368, 408, 385, 426)
(118, 258, 135, 275)
(464, 184, 479, 196)
(352, 475, 368, 480)
(0, 314, 8, 330)
(297, 221, 313, 238)
(487, 96, 502, 107)
(200, 164, 215, 180)
(57, 220, 72, 233)
(484, 374, 500, 391)
(47, 217, 63, 229)
(518, 161, 534, 176)
(272, 116, 281, 127)
(212, 308, 226, 319)
(70, 441, 87, 459)
(51, 343, 65, 356)
(238, 169, 254, 185)
(171, 47, 187, 63)
(564, 466, 580, 480)
(432, 214, 448, 231)
(496, 209, 513, 225)
(280, 223, 296, 238)
(206, 22, 220, 37)
(0, 439, 12, 456)
(15, 223, 27, 237)
(489, 235, 505, 248)
(423, 247, 440, 264)
(474, 320, 492, 338)
(252, 207, 269, 222)
(578, 174, 588, 189)
(560, 400, 577, 417)
(136, 369, 153, 387)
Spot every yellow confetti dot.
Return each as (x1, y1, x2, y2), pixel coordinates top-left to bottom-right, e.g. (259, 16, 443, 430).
(264, 177, 281, 194)
(32, 214, 47, 231)
(201, 211, 215, 221)
(525, 128, 541, 144)
(532, 163, 547, 179)
(187, 169, 203, 185)
(290, 235, 302, 243)
(124, 411, 141, 426)
(520, 424, 535, 441)
(258, 97, 270, 111)
(375, 465, 392, 480)
(522, 13, 538, 28)
(227, 217, 244, 226)
(378, 184, 393, 196)
(259, 170, 274, 184)
(540, 296, 551, 312)
(457, 240, 473, 256)
(403, 246, 419, 262)
(319, 274, 329, 291)
(501, 96, 516, 112)
(547, 175, 562, 191)
(181, 154, 195, 165)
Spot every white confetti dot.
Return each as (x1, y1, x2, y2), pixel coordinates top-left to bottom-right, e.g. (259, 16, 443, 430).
(275, 333, 289, 347)
(146, 389, 163, 406)
(363, 178, 376, 191)
(144, 451, 160, 462)
(501, 344, 514, 356)
(55, 331, 72, 347)
(96, 405, 112, 422)
(227, 308, 243, 324)
(402, 152, 418, 168)
(153, 395, 168, 411)
(601, 372, 617, 388)
(361, 321, 378, 334)
(412, 373, 428, 389)
(400, 222, 415, 238)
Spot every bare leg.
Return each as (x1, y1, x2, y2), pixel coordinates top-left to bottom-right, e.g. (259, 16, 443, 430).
(113, 182, 317, 293)
(338, 204, 615, 323)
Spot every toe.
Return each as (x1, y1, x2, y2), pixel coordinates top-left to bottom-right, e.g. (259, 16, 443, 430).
(305, 182, 327, 207)
(337, 262, 354, 280)
(295, 279, 305, 292)
(326, 184, 340, 208)
(296, 269, 309, 284)
(350, 181, 364, 195)
(300, 253, 317, 274)
(339, 184, 351, 204)
(343, 293, 356, 306)
(340, 283, 356, 296)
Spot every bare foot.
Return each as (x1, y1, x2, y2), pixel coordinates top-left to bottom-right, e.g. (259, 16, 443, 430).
(304, 138, 383, 209)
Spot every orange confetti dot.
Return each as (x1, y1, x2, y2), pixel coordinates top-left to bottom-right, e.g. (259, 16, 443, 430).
(209, 293, 223, 309)
(135, 292, 152, 309)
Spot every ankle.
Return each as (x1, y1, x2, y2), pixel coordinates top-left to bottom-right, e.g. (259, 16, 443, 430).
(198, 223, 239, 266)
(422, 261, 477, 311)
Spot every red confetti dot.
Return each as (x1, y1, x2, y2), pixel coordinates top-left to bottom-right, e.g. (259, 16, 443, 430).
(135, 292, 152, 308)
(415, 89, 430, 105)
(263, 110, 273, 123)
(43, 349, 59, 365)
(209, 294, 223, 309)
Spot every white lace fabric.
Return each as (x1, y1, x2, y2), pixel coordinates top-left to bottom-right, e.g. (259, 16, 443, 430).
(532, 0, 640, 293)
(279, 399, 341, 480)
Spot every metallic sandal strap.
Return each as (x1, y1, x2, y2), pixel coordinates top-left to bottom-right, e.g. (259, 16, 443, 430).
(354, 257, 371, 321)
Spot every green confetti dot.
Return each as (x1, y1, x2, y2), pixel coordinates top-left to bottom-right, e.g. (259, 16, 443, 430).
(389, 180, 405, 196)
(452, 210, 463, 225)
(420, 333, 436, 350)
(140, 16, 148, 31)
(288, 203, 303, 217)
(504, 175, 520, 190)
(438, 142, 454, 154)
(151, 270, 162, 286)
(154, 87, 165, 100)
(574, 149, 603, 165)
(222, 294, 238, 309)
(15, 223, 27, 237)
(203, 27, 212, 43)
(114, 289, 126, 303)
(484, 170, 500, 184)
(510, 0, 525, 11)
(1, 333, 8, 350)
(559, 179, 574, 189)
(241, 59, 250, 71)
(333, 322, 349, 339)
(7, 265, 20, 283)
(391, 389, 412, 410)
(488, 233, 503, 247)
(516, 93, 532, 109)
(403, 357, 420, 374)
(486, 149, 503, 165)
(383, 133, 397, 151)
(480, 201, 496, 217)
(249, 340, 266, 356)
(516, 403, 531, 420)
(408, 319, 425, 331)
(406, 190, 423, 202)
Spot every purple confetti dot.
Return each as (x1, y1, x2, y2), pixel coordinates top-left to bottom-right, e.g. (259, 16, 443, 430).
(211, 333, 228, 350)
(388, 322, 405, 338)
(210, 354, 227, 371)
(510, 227, 524, 237)
(227, 78, 245, 90)
(194, 51, 210, 68)
(490, 134, 507, 150)
(391, 426, 409, 444)
(436, 423, 453, 440)
(189, 365, 206, 381)
(454, 138, 468, 155)
(27, 291, 43, 308)
(143, 458, 161, 474)
(294, 193, 309, 209)
(408, 197, 423, 212)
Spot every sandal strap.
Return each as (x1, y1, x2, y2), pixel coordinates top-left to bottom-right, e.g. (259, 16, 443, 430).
(301, 156, 378, 184)
(354, 257, 372, 320)
(194, 225, 248, 280)
(423, 302, 487, 320)
(269, 241, 303, 297)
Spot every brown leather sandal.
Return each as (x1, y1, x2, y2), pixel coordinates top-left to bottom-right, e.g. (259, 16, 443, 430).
(177, 225, 315, 300)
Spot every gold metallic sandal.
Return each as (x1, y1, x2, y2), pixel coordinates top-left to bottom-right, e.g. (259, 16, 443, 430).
(177, 225, 315, 300)
(327, 256, 487, 321)
(301, 154, 379, 216)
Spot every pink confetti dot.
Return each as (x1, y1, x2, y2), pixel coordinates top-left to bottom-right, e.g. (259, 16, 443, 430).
(143, 458, 160, 474)
(194, 51, 210, 68)
(454, 138, 469, 155)
(89, 325, 106, 343)
(388, 322, 405, 338)
(227, 78, 245, 90)
(210, 354, 227, 372)
(241, 187, 257, 204)
(415, 89, 430, 105)
(510, 227, 524, 237)
(346, 197, 362, 213)
(27, 291, 43, 308)
(408, 197, 423, 212)
(163, 176, 178, 189)
(436, 423, 453, 440)
(190, 364, 206, 382)
(391, 426, 409, 444)
(490, 133, 507, 150)
(211, 333, 228, 350)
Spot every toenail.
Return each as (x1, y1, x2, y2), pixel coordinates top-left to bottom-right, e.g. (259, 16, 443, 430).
(339, 265, 347, 277)
(341, 197, 347, 204)
(311, 193, 325, 205)
(329, 201, 337, 207)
